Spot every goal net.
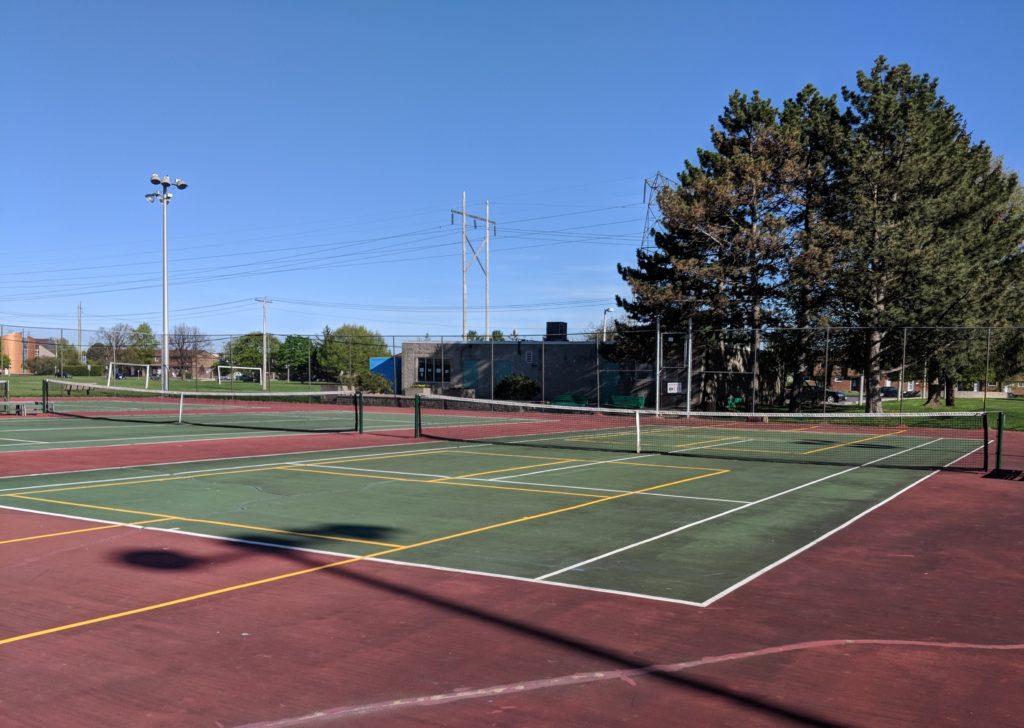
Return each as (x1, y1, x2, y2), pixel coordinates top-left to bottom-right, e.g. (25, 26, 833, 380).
(106, 362, 152, 388)
(217, 365, 263, 384)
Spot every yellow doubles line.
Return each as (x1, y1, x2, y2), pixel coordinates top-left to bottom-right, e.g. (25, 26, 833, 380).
(0, 517, 174, 546)
(0, 468, 728, 648)
(801, 429, 908, 455)
(4, 495, 402, 548)
(285, 465, 598, 499)
(4, 464, 293, 498)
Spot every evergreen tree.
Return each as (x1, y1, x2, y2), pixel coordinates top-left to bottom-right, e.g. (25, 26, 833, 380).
(618, 91, 796, 408)
(834, 58, 1024, 410)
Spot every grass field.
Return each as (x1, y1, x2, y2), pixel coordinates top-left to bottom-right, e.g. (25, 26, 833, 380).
(2, 374, 336, 398)
(881, 395, 1024, 431)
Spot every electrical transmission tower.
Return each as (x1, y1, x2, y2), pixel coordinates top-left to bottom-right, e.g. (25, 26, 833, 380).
(451, 192, 497, 340)
(640, 172, 672, 253)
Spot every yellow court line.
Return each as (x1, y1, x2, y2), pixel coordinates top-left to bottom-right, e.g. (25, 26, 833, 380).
(304, 449, 466, 467)
(0, 517, 174, 546)
(5, 495, 403, 548)
(449, 449, 585, 462)
(431, 459, 577, 481)
(702, 447, 792, 454)
(801, 429, 908, 455)
(4, 463, 296, 498)
(602, 459, 726, 473)
(0, 468, 729, 648)
(283, 466, 600, 499)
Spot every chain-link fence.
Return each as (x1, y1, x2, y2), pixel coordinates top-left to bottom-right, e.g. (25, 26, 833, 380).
(2, 321, 1022, 408)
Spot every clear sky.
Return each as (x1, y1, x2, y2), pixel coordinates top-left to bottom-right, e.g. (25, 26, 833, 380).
(2, 0, 1021, 343)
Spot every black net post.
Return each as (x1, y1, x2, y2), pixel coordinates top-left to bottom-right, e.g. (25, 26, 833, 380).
(413, 394, 422, 437)
(983, 411, 990, 471)
(357, 392, 364, 433)
(996, 411, 1005, 471)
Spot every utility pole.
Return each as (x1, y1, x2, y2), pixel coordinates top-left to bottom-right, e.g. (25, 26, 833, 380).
(77, 303, 83, 364)
(256, 297, 272, 391)
(451, 193, 497, 340)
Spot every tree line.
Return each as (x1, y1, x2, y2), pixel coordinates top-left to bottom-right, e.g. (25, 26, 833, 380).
(617, 57, 1024, 412)
(23, 322, 393, 392)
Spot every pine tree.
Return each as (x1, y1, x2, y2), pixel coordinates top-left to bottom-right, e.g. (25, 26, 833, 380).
(618, 91, 794, 408)
(835, 57, 1024, 411)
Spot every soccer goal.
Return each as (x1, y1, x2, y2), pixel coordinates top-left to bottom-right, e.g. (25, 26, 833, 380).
(216, 365, 263, 384)
(106, 362, 152, 388)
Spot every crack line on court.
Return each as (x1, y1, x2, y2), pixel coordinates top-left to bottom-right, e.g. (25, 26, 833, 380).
(233, 638, 1024, 727)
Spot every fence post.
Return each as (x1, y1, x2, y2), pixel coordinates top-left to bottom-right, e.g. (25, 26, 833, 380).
(983, 327, 992, 412)
(822, 326, 830, 414)
(655, 317, 661, 413)
(899, 328, 908, 413)
(685, 318, 693, 417)
(541, 339, 545, 402)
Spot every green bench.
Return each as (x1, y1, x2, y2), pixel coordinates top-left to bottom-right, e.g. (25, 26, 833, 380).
(609, 395, 645, 409)
(551, 394, 588, 407)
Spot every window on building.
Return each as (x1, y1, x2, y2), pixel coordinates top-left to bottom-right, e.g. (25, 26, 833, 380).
(416, 357, 450, 383)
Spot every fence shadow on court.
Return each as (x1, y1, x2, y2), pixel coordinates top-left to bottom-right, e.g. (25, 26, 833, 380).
(114, 524, 852, 728)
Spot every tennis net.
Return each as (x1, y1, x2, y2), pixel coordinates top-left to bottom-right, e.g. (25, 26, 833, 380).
(416, 394, 990, 470)
(43, 380, 359, 433)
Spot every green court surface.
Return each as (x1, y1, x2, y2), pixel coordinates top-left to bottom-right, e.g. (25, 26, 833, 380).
(0, 439, 936, 605)
(0, 408, 417, 452)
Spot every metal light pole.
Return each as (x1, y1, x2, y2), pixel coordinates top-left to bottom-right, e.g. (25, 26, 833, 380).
(146, 173, 188, 391)
(601, 307, 613, 342)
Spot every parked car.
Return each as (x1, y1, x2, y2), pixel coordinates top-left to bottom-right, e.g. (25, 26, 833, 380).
(879, 386, 899, 397)
(58, 372, 73, 379)
(794, 385, 848, 404)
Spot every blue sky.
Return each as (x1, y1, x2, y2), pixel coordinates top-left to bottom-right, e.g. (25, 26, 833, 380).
(2, 1, 1021, 343)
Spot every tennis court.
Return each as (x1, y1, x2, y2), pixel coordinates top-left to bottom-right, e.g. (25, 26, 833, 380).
(1, 384, 1021, 726)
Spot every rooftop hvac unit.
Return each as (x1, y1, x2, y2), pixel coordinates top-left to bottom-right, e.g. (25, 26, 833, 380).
(544, 322, 568, 342)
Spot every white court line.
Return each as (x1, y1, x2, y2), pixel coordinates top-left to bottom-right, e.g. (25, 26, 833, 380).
(0, 441, 473, 488)
(699, 439, 990, 606)
(0, 438, 47, 445)
(0, 502, 703, 608)
(306, 463, 749, 504)
(535, 438, 944, 583)
(670, 437, 752, 453)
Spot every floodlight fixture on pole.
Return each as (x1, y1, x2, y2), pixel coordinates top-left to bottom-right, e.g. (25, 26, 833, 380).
(145, 172, 188, 391)
(602, 308, 614, 342)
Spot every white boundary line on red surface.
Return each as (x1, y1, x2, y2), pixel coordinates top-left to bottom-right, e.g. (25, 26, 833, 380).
(698, 440, 991, 606)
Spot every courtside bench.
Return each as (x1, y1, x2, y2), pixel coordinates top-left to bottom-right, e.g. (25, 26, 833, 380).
(609, 395, 645, 409)
(551, 394, 589, 407)
(0, 401, 42, 416)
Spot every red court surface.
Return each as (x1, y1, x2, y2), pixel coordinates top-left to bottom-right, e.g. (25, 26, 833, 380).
(1, 432, 1021, 727)
(0, 429, 415, 477)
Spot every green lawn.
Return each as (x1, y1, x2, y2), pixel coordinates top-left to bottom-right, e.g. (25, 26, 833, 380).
(2, 374, 335, 399)
(882, 395, 1024, 432)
